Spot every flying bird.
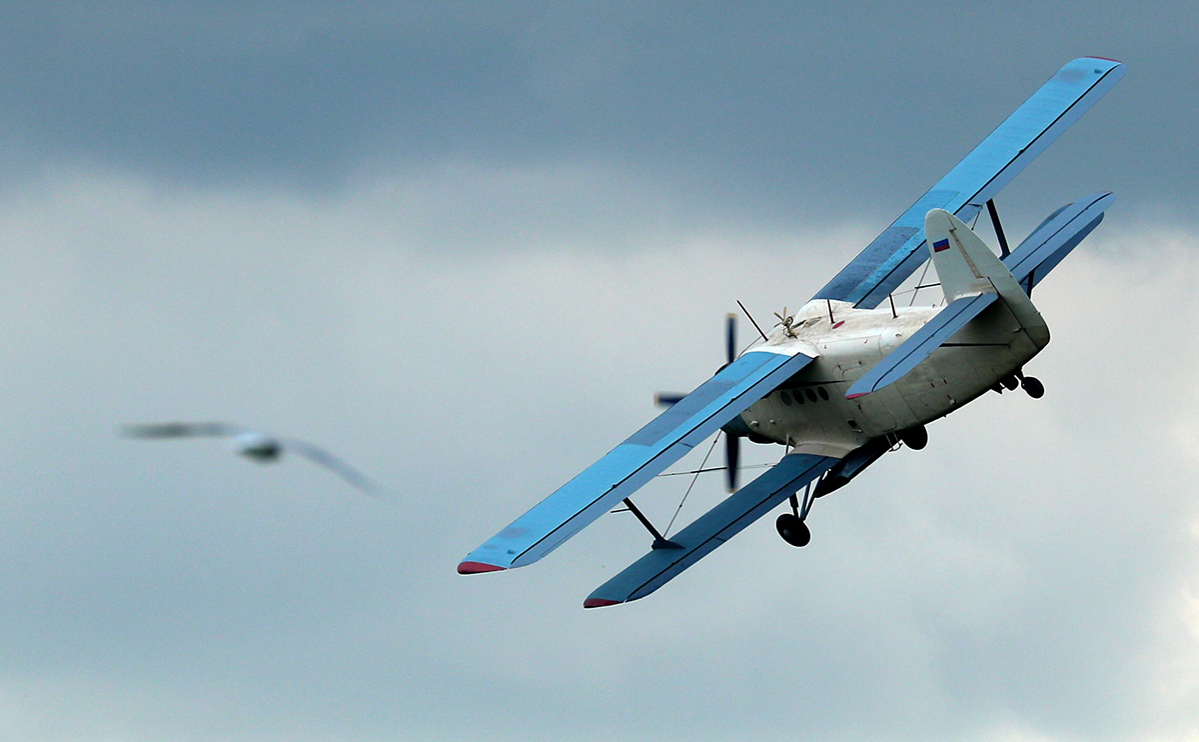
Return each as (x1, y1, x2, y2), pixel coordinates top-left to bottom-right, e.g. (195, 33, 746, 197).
(121, 422, 383, 495)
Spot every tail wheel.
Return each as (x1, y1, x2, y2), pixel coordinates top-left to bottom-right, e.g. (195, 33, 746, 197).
(898, 424, 928, 450)
(1021, 375, 1045, 398)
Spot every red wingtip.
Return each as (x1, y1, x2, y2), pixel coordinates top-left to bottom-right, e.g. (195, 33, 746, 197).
(458, 561, 506, 574)
(845, 392, 868, 400)
(583, 598, 623, 609)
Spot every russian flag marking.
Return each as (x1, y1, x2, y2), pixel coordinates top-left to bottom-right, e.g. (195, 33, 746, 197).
(933, 238, 951, 253)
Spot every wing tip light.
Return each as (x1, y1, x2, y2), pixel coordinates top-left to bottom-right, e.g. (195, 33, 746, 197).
(458, 561, 507, 575)
(583, 597, 624, 609)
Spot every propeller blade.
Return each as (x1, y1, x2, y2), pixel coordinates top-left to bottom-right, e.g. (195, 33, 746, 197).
(725, 431, 740, 492)
(655, 392, 686, 408)
(726, 313, 737, 365)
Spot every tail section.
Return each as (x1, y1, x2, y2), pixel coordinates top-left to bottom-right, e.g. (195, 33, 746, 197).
(846, 210, 1056, 399)
(925, 209, 1049, 347)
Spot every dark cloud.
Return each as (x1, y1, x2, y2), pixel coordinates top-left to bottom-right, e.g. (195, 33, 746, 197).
(0, 4, 1196, 741)
(0, 2, 1193, 224)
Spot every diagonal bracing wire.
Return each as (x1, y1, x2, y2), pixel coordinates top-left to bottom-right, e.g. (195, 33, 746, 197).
(662, 433, 721, 538)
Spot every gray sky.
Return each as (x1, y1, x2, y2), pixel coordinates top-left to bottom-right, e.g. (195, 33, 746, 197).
(1, 3, 1197, 741)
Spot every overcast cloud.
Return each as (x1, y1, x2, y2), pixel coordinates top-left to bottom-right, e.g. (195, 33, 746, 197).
(0, 3, 1197, 742)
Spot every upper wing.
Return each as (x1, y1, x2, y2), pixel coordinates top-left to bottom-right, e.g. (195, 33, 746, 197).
(458, 346, 818, 574)
(584, 452, 837, 608)
(814, 57, 1126, 309)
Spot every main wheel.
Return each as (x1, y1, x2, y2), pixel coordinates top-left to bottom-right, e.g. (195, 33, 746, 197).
(1021, 376, 1045, 399)
(899, 424, 928, 450)
(776, 513, 811, 547)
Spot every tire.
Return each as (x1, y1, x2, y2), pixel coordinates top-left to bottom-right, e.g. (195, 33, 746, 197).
(1022, 376, 1045, 399)
(776, 513, 811, 547)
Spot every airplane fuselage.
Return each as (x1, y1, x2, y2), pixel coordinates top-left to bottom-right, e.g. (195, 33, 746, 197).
(732, 297, 1048, 457)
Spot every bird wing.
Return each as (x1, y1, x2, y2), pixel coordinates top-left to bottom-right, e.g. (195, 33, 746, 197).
(121, 422, 242, 438)
(281, 439, 383, 496)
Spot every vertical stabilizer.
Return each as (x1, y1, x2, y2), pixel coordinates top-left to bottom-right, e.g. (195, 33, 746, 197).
(925, 209, 1048, 345)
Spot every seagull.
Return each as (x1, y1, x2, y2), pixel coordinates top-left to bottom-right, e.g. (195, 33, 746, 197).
(121, 422, 383, 496)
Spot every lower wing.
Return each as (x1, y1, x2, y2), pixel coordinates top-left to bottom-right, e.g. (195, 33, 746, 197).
(459, 346, 819, 574)
(584, 453, 838, 608)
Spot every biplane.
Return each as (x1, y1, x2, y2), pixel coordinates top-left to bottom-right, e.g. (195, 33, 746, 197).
(459, 57, 1126, 607)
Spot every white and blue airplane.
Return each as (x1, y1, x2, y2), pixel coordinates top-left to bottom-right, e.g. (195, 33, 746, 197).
(459, 58, 1126, 607)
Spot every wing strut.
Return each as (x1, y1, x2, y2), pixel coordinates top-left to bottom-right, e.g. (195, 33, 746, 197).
(617, 497, 682, 550)
(986, 200, 1011, 258)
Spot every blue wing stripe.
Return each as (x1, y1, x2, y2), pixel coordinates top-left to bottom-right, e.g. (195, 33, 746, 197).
(459, 348, 818, 573)
(584, 453, 838, 607)
(1003, 192, 1114, 290)
(815, 57, 1125, 309)
(845, 292, 1000, 398)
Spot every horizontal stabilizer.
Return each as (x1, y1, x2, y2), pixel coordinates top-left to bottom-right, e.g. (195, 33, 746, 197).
(459, 347, 819, 574)
(1004, 192, 1114, 292)
(584, 453, 837, 608)
(845, 292, 999, 399)
(815, 57, 1125, 308)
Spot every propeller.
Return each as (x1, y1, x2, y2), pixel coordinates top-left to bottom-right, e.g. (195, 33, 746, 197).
(657, 314, 738, 493)
(773, 307, 797, 338)
(722, 313, 741, 492)
(655, 313, 744, 492)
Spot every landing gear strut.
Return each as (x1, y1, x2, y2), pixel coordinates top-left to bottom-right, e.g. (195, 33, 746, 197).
(992, 369, 1045, 399)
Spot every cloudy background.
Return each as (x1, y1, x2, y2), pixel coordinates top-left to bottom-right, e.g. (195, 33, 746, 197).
(0, 3, 1197, 741)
